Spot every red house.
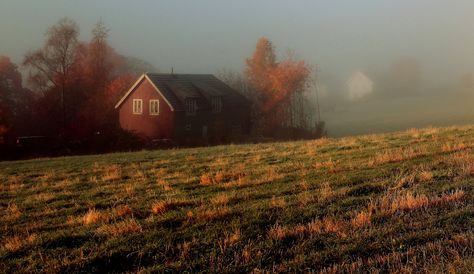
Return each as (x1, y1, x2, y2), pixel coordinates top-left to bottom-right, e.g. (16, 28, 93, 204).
(115, 73, 251, 144)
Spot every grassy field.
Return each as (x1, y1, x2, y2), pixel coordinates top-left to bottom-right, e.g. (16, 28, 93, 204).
(1, 125, 474, 273)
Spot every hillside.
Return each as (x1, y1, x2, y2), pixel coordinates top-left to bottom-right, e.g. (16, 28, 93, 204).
(1, 125, 474, 273)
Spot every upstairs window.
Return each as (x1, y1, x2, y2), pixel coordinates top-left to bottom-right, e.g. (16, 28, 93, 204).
(211, 96, 222, 113)
(185, 99, 197, 116)
(133, 99, 142, 114)
(149, 100, 159, 115)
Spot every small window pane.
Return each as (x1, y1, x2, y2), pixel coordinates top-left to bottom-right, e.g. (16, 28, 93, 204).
(211, 97, 222, 113)
(185, 99, 197, 116)
(133, 99, 142, 114)
(149, 100, 159, 115)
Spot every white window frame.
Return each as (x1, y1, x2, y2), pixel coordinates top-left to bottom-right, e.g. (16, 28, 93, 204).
(185, 99, 197, 116)
(133, 99, 143, 114)
(211, 96, 222, 113)
(149, 99, 160, 115)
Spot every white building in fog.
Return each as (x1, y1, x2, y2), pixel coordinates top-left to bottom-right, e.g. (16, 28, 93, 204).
(347, 71, 373, 100)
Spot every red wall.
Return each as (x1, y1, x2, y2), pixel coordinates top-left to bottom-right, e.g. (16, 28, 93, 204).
(118, 78, 174, 139)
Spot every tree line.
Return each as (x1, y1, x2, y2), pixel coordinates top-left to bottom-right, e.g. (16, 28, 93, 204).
(0, 18, 152, 156)
(0, 19, 324, 158)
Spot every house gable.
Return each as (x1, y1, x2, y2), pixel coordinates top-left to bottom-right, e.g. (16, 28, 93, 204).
(115, 74, 175, 111)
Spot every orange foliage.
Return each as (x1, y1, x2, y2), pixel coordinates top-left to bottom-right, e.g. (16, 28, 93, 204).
(246, 37, 311, 129)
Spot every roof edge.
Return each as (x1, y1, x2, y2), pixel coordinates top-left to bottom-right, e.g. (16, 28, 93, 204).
(114, 74, 146, 109)
(114, 74, 175, 111)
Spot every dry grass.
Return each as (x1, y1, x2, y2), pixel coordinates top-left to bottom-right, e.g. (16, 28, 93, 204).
(124, 183, 135, 195)
(34, 192, 55, 202)
(430, 190, 466, 206)
(4, 203, 22, 222)
(151, 198, 197, 215)
(369, 147, 427, 166)
(418, 169, 434, 182)
(96, 219, 142, 237)
(319, 182, 335, 202)
(219, 228, 241, 252)
(179, 241, 191, 259)
(365, 189, 465, 217)
(199, 173, 213, 185)
(297, 191, 314, 207)
(210, 192, 230, 206)
(3, 234, 37, 253)
(270, 196, 286, 208)
(150, 200, 169, 215)
(195, 207, 231, 221)
(351, 211, 372, 227)
(83, 208, 107, 225)
(373, 191, 430, 214)
(2, 125, 474, 272)
(102, 165, 121, 181)
(268, 217, 347, 241)
(315, 159, 340, 173)
(112, 205, 133, 218)
(158, 179, 172, 191)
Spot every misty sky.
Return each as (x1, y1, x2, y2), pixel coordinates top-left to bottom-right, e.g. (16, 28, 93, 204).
(2, 0, 474, 136)
(2, 0, 474, 83)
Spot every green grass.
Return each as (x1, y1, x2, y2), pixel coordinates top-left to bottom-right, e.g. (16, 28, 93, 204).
(1, 125, 474, 273)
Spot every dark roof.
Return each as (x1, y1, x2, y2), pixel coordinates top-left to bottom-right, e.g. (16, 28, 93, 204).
(145, 73, 249, 111)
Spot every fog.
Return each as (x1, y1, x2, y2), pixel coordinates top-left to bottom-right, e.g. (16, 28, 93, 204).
(1, 0, 474, 137)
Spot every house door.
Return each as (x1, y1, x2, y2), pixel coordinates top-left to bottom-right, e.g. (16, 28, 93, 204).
(202, 126, 208, 139)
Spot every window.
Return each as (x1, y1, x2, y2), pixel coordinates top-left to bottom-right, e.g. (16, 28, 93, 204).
(149, 100, 159, 115)
(211, 97, 222, 113)
(185, 99, 197, 116)
(133, 99, 142, 114)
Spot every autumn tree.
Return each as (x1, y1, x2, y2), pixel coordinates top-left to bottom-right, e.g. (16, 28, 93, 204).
(0, 56, 34, 140)
(246, 37, 311, 134)
(23, 18, 80, 132)
(76, 20, 128, 135)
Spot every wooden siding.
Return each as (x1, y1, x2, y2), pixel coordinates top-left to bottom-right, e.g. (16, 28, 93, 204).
(118, 79, 174, 139)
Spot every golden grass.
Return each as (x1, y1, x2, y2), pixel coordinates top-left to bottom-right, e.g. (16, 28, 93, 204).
(4, 203, 22, 222)
(102, 165, 121, 181)
(418, 169, 434, 182)
(179, 241, 191, 259)
(314, 159, 340, 173)
(364, 190, 465, 217)
(96, 219, 142, 237)
(200, 173, 213, 185)
(320, 232, 474, 274)
(195, 207, 231, 221)
(150, 198, 197, 215)
(351, 211, 372, 227)
(374, 192, 429, 214)
(201, 167, 247, 186)
(150, 200, 169, 215)
(297, 191, 314, 207)
(83, 209, 107, 225)
(112, 205, 133, 218)
(210, 192, 230, 206)
(34, 192, 55, 202)
(268, 217, 347, 241)
(270, 196, 286, 208)
(430, 190, 466, 206)
(158, 179, 172, 191)
(124, 183, 135, 195)
(3, 234, 37, 253)
(369, 147, 427, 166)
(319, 182, 335, 202)
(219, 228, 241, 252)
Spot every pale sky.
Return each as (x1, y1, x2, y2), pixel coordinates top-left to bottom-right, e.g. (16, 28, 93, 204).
(2, 1, 474, 136)
(2, 0, 474, 83)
